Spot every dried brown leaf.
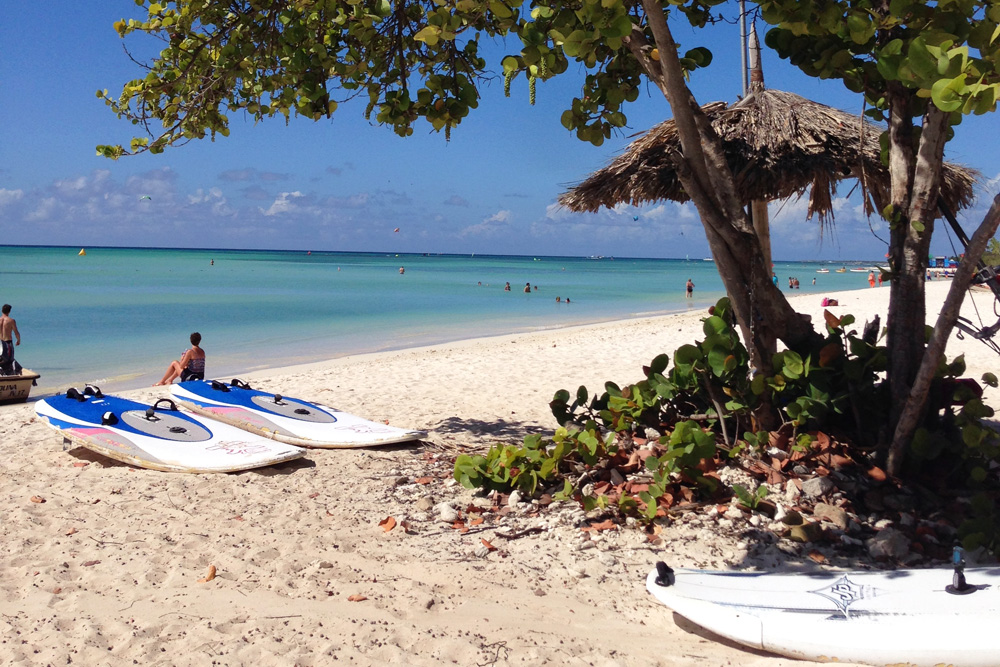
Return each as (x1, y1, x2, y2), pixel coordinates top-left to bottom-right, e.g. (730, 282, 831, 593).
(82, 560, 100, 567)
(480, 538, 497, 551)
(379, 516, 397, 533)
(30, 496, 45, 504)
(64, 527, 77, 536)
(198, 565, 217, 583)
(348, 594, 368, 602)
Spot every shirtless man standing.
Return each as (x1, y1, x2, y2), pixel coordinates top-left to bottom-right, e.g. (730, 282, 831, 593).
(0, 304, 21, 375)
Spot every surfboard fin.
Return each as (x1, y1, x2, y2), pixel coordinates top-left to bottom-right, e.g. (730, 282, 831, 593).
(654, 561, 675, 587)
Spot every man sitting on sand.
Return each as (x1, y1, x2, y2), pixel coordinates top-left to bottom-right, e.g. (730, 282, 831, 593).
(0, 304, 21, 375)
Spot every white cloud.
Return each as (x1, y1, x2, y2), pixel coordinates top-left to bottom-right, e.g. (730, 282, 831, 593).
(459, 210, 513, 237)
(0, 188, 24, 208)
(260, 191, 307, 216)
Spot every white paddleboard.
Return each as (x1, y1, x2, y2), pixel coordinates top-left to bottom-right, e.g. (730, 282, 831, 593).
(35, 387, 306, 473)
(170, 379, 426, 448)
(646, 560, 1000, 666)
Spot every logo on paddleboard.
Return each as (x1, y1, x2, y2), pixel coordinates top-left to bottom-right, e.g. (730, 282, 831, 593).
(810, 576, 877, 617)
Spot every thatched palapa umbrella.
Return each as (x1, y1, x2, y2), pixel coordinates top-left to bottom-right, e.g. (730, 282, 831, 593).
(558, 43, 977, 232)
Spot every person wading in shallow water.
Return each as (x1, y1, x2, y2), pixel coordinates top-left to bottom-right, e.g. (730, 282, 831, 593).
(685, 279, 694, 299)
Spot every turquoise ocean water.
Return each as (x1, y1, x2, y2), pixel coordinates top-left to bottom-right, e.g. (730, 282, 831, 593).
(0, 246, 876, 396)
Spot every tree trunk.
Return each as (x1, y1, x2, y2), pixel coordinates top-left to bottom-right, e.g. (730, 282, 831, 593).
(883, 99, 950, 463)
(887, 193, 1000, 476)
(632, 0, 819, 373)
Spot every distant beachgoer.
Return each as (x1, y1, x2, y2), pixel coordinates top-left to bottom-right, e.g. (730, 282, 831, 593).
(565, 298, 571, 303)
(210, 259, 214, 266)
(0, 304, 21, 375)
(154, 332, 206, 386)
(534, 285, 538, 291)
(868, 271, 876, 288)
(685, 278, 694, 298)
(556, 297, 561, 302)
(878, 273, 883, 287)
(399, 266, 405, 275)
(524, 282, 531, 293)
(504, 282, 511, 291)
(812, 277, 816, 285)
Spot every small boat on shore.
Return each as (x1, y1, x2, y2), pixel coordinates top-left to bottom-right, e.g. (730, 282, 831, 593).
(0, 370, 41, 405)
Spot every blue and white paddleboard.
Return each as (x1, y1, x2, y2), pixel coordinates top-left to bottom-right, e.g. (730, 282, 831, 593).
(170, 379, 426, 448)
(35, 387, 305, 473)
(646, 561, 1000, 667)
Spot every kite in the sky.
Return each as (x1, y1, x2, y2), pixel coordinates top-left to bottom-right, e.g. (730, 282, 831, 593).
(393, 227, 400, 233)
(139, 195, 151, 201)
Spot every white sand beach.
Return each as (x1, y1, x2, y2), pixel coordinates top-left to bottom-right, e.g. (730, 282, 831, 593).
(1, 280, 995, 666)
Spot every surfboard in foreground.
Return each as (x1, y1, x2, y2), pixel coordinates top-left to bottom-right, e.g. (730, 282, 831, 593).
(170, 379, 426, 448)
(646, 558, 1000, 667)
(35, 386, 305, 473)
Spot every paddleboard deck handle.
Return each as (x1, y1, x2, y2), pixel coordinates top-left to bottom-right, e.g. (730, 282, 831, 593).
(83, 384, 104, 399)
(231, 378, 253, 390)
(101, 411, 118, 426)
(145, 398, 180, 421)
(274, 393, 285, 405)
(654, 561, 676, 587)
(210, 380, 231, 392)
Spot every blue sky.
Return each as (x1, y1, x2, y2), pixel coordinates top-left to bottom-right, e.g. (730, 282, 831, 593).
(1, 2, 997, 260)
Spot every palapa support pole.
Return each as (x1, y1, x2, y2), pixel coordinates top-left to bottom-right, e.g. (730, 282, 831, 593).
(746, 22, 773, 277)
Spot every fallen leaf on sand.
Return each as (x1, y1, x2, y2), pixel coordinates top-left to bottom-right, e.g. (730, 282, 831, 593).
(52, 587, 62, 594)
(348, 594, 368, 602)
(30, 496, 46, 504)
(808, 550, 828, 564)
(198, 565, 217, 583)
(469, 516, 484, 527)
(72, 462, 89, 468)
(451, 520, 469, 534)
(415, 477, 432, 484)
(581, 519, 616, 532)
(383, 420, 390, 425)
(308, 492, 320, 499)
(82, 560, 100, 567)
(231, 515, 244, 521)
(400, 520, 416, 534)
(379, 516, 396, 532)
(481, 538, 497, 551)
(64, 527, 77, 536)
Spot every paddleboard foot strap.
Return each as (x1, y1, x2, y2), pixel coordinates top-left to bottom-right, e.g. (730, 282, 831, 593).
(654, 561, 675, 587)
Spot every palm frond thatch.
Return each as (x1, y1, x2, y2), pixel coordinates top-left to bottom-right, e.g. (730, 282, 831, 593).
(558, 89, 978, 222)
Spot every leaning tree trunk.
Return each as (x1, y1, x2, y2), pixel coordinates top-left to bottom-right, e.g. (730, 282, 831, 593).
(888, 193, 1000, 476)
(629, 1, 821, 428)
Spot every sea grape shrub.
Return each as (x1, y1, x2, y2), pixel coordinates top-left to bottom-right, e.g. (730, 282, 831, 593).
(455, 299, 1000, 542)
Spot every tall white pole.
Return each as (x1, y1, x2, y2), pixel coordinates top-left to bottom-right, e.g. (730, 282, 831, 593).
(739, 0, 748, 97)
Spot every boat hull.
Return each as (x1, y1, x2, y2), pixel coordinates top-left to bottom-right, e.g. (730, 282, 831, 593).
(0, 370, 41, 405)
